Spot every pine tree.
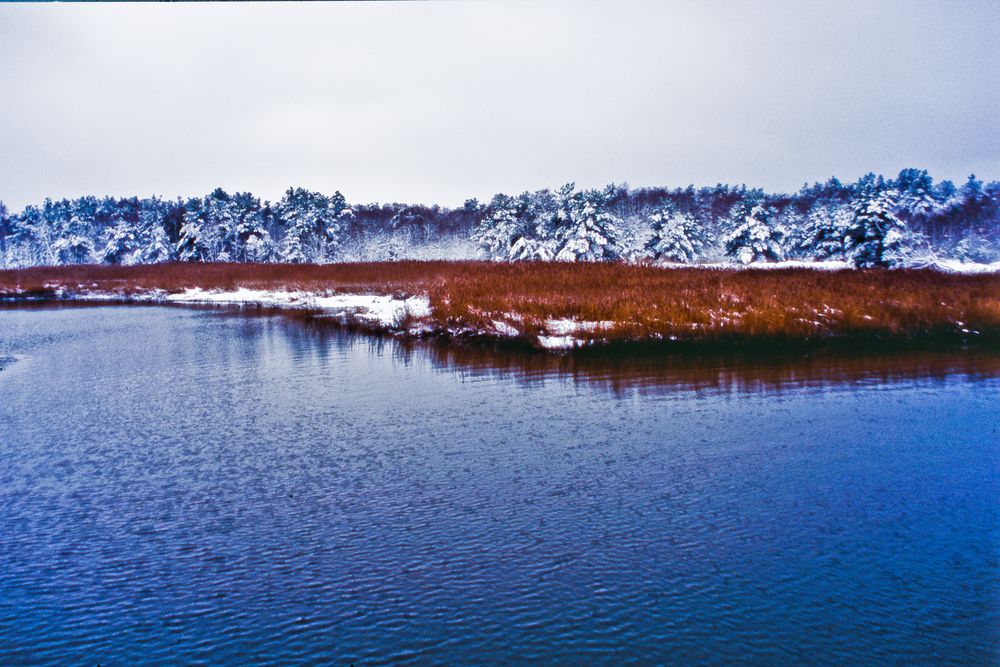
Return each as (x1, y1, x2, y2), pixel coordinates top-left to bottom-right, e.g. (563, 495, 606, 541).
(274, 188, 342, 263)
(644, 204, 703, 263)
(894, 168, 942, 224)
(176, 201, 211, 262)
(723, 196, 784, 264)
(508, 236, 555, 261)
(845, 187, 906, 268)
(137, 203, 174, 264)
(102, 221, 141, 264)
(0, 201, 10, 267)
(795, 203, 852, 260)
(50, 198, 96, 265)
(472, 193, 527, 260)
(552, 186, 624, 262)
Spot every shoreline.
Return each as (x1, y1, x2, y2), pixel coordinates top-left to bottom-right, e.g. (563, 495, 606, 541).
(2, 262, 1000, 352)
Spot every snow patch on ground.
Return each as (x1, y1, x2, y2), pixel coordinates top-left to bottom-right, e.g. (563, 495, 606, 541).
(655, 258, 1000, 273)
(537, 335, 577, 350)
(163, 288, 431, 328)
(922, 259, 1000, 274)
(660, 260, 852, 271)
(537, 318, 616, 349)
(545, 318, 615, 335)
(490, 319, 521, 337)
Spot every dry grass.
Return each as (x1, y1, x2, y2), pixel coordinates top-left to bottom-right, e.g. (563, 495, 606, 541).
(2, 261, 999, 345)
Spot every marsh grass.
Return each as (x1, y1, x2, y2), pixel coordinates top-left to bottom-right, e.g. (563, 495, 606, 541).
(2, 261, 998, 345)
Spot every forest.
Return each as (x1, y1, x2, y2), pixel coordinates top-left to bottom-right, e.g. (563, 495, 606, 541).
(1, 168, 997, 269)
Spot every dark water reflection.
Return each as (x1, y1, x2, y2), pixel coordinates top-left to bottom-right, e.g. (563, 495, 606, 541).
(1, 305, 998, 665)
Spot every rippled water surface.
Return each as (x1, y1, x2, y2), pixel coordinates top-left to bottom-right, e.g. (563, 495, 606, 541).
(1, 305, 998, 665)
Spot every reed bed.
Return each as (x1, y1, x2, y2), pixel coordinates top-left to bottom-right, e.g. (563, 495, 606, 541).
(2, 261, 999, 345)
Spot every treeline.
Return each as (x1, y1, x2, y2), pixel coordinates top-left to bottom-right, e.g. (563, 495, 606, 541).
(0, 169, 997, 269)
(474, 171, 999, 267)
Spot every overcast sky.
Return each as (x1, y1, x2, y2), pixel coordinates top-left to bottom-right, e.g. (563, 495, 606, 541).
(1, 1, 998, 210)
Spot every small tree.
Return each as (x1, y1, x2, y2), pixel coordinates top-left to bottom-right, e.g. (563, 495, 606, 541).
(509, 236, 555, 261)
(795, 203, 852, 260)
(723, 197, 784, 264)
(644, 204, 703, 263)
(472, 193, 528, 260)
(102, 221, 141, 265)
(0, 201, 11, 267)
(845, 188, 906, 268)
(274, 187, 342, 263)
(176, 202, 211, 262)
(552, 186, 625, 262)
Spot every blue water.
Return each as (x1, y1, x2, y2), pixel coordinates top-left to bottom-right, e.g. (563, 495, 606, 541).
(0, 305, 997, 665)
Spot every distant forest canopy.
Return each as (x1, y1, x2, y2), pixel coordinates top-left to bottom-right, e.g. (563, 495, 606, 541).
(1, 169, 998, 269)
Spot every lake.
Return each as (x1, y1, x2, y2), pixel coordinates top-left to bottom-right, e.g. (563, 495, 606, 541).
(1, 305, 997, 665)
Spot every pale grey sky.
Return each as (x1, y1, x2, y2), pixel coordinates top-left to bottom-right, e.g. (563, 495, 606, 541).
(1, 0, 998, 209)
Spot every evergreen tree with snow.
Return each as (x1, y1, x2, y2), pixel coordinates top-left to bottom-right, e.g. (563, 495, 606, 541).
(644, 203, 704, 263)
(472, 193, 528, 260)
(49, 198, 96, 265)
(102, 221, 142, 264)
(137, 202, 174, 264)
(551, 185, 625, 262)
(0, 201, 11, 267)
(508, 235, 555, 261)
(723, 194, 784, 264)
(176, 200, 211, 262)
(893, 168, 942, 225)
(10, 204, 51, 266)
(794, 203, 852, 260)
(274, 187, 343, 263)
(844, 183, 906, 268)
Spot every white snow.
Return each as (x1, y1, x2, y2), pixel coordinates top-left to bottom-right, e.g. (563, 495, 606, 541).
(921, 259, 1000, 274)
(537, 318, 615, 349)
(490, 319, 521, 337)
(537, 334, 577, 350)
(652, 260, 852, 271)
(163, 288, 430, 328)
(545, 318, 614, 335)
(653, 258, 1000, 273)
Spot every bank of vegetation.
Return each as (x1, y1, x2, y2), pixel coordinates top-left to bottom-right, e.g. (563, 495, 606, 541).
(2, 262, 998, 350)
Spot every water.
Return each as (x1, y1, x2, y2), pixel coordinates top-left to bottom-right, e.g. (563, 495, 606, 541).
(1, 305, 997, 665)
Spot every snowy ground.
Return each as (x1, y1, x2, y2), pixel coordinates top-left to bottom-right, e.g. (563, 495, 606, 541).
(536, 318, 616, 350)
(163, 288, 432, 329)
(917, 259, 1000, 274)
(46, 286, 610, 350)
(50, 287, 432, 332)
(657, 260, 853, 271)
(653, 259, 1000, 273)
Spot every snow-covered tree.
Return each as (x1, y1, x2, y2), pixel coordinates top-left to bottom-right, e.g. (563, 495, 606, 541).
(243, 231, 276, 263)
(551, 185, 625, 262)
(509, 236, 555, 261)
(49, 198, 96, 265)
(206, 190, 239, 261)
(275, 188, 343, 263)
(102, 221, 142, 264)
(176, 200, 211, 262)
(137, 203, 174, 264)
(723, 197, 784, 264)
(0, 201, 11, 267)
(472, 193, 528, 260)
(893, 168, 942, 224)
(844, 187, 906, 268)
(644, 204, 703, 263)
(8, 205, 50, 266)
(793, 203, 852, 260)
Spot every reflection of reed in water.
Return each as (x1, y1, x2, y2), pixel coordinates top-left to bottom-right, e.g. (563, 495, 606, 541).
(266, 310, 1000, 397)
